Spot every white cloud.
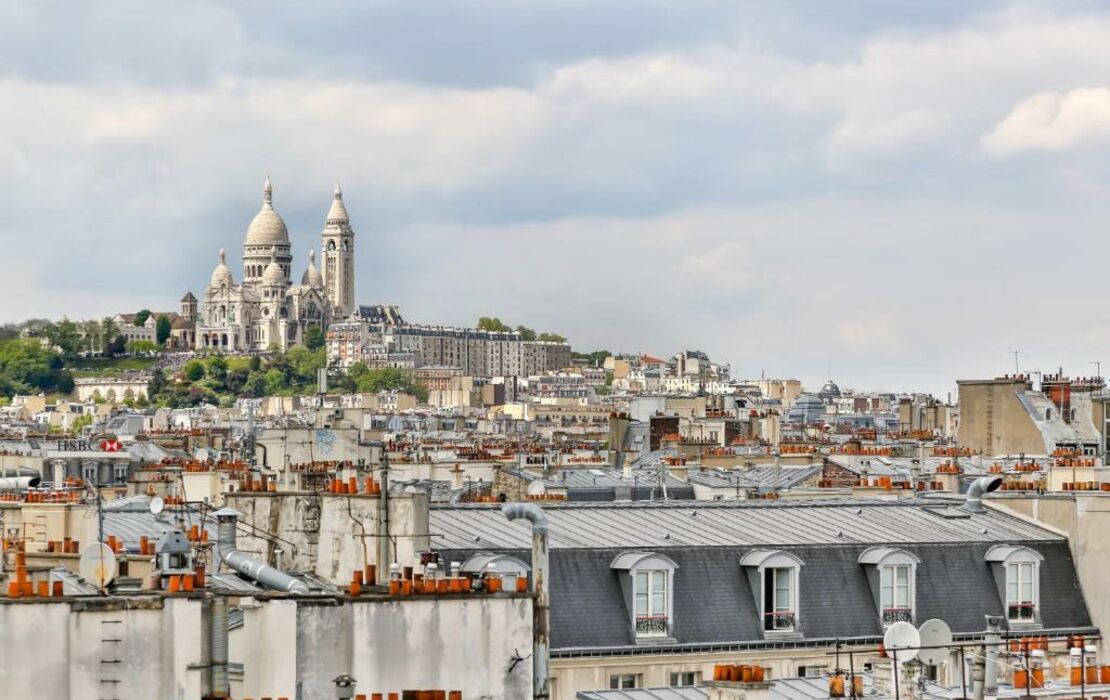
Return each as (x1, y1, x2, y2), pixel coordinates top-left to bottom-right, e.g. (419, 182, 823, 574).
(982, 87, 1110, 155)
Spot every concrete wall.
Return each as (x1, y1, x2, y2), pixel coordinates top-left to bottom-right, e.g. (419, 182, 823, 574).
(958, 380, 1045, 456)
(225, 490, 430, 584)
(231, 595, 533, 699)
(0, 597, 204, 700)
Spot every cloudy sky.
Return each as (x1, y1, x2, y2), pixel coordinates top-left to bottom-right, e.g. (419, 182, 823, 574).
(4, 1, 1110, 395)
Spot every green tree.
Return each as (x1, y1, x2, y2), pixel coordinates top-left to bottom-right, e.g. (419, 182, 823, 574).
(0, 340, 70, 397)
(285, 346, 326, 384)
(477, 317, 512, 332)
(80, 320, 101, 354)
(43, 318, 83, 359)
(70, 413, 93, 433)
(537, 332, 566, 343)
(155, 315, 172, 345)
(206, 356, 229, 386)
(182, 360, 205, 382)
(149, 368, 168, 397)
(264, 368, 288, 394)
(248, 355, 262, 372)
(106, 334, 128, 356)
(515, 325, 537, 341)
(303, 325, 325, 350)
(126, 339, 160, 355)
(99, 317, 119, 355)
(134, 309, 152, 326)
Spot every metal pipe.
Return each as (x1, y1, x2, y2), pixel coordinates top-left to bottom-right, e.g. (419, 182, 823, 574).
(502, 503, 550, 700)
(963, 476, 1003, 514)
(214, 508, 309, 594)
(0, 476, 41, 490)
(378, 452, 390, 585)
(984, 615, 1002, 698)
(210, 595, 229, 698)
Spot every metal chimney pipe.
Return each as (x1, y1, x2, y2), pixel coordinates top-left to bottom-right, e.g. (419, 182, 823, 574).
(984, 615, 1003, 698)
(210, 594, 230, 698)
(0, 476, 41, 491)
(214, 508, 309, 594)
(502, 502, 550, 700)
(963, 476, 1003, 514)
(772, 448, 782, 494)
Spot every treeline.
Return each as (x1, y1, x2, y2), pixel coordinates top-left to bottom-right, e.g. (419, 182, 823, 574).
(476, 317, 565, 343)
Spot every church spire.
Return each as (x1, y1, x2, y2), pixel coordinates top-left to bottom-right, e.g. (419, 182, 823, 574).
(263, 176, 273, 206)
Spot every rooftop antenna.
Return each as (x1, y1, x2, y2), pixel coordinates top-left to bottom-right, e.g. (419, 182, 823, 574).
(1012, 350, 1022, 375)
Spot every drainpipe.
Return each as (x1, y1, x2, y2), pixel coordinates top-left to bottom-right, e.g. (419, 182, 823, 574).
(502, 503, 550, 700)
(377, 452, 391, 585)
(772, 448, 782, 495)
(210, 594, 229, 698)
(963, 476, 1003, 514)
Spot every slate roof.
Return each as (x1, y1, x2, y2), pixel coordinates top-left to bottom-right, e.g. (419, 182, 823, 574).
(576, 677, 849, 700)
(431, 500, 1090, 655)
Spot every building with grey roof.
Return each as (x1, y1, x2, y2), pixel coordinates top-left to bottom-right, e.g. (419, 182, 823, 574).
(430, 497, 1093, 698)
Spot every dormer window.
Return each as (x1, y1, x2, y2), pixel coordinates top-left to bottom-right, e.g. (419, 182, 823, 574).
(634, 570, 668, 636)
(611, 552, 678, 641)
(859, 547, 920, 626)
(986, 545, 1043, 626)
(741, 550, 803, 635)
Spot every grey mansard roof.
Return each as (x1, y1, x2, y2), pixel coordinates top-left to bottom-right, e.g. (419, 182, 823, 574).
(431, 500, 1090, 655)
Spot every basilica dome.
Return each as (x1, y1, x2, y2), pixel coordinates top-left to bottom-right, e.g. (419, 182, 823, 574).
(245, 178, 290, 246)
(301, 249, 324, 288)
(210, 249, 233, 288)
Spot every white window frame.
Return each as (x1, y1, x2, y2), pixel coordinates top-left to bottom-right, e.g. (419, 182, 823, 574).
(634, 569, 669, 637)
(986, 545, 1043, 626)
(740, 550, 804, 634)
(859, 547, 920, 626)
(611, 551, 678, 639)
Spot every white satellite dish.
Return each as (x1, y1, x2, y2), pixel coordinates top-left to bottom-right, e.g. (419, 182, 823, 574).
(883, 621, 921, 664)
(149, 496, 165, 516)
(79, 543, 117, 589)
(917, 619, 953, 666)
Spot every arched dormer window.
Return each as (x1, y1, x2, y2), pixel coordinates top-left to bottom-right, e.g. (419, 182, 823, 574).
(611, 552, 678, 641)
(986, 546, 1044, 625)
(858, 547, 921, 626)
(740, 550, 803, 635)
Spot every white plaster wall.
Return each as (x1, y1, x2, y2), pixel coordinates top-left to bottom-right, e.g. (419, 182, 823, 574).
(0, 598, 203, 700)
(232, 598, 299, 700)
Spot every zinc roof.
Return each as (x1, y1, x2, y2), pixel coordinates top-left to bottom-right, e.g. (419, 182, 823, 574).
(429, 499, 1062, 551)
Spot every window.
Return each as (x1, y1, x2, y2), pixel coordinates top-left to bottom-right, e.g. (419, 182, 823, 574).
(880, 564, 912, 624)
(635, 570, 668, 636)
(670, 671, 701, 687)
(764, 567, 796, 631)
(1007, 562, 1036, 621)
(611, 552, 678, 640)
(859, 547, 919, 625)
(986, 545, 1042, 625)
(610, 674, 640, 689)
(741, 550, 803, 635)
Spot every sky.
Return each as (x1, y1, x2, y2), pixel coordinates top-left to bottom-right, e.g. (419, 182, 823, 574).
(3, 1, 1110, 396)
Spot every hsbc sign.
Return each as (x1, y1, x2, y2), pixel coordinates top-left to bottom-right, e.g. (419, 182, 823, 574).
(53, 437, 124, 453)
(99, 439, 122, 452)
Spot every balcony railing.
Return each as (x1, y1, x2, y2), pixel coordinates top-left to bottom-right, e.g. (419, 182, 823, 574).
(1008, 602, 1036, 621)
(764, 611, 796, 631)
(635, 615, 669, 636)
(883, 607, 913, 624)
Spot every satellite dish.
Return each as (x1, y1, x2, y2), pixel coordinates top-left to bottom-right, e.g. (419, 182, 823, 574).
(883, 621, 921, 664)
(79, 543, 117, 589)
(149, 496, 165, 516)
(917, 619, 953, 666)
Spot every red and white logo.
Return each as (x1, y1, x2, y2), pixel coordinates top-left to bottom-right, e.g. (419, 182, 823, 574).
(99, 439, 122, 452)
